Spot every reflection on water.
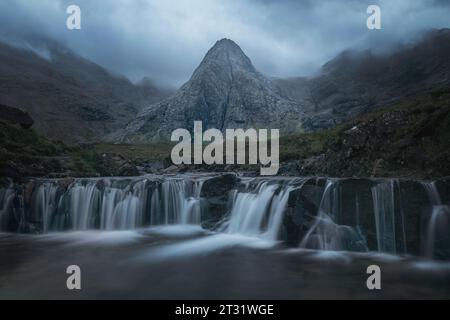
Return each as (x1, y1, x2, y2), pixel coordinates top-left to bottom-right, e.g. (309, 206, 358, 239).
(1, 227, 449, 300)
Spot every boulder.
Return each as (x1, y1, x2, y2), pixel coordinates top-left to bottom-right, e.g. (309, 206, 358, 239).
(0, 104, 34, 128)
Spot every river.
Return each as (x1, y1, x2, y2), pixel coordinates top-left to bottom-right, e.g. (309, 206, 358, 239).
(0, 173, 449, 299)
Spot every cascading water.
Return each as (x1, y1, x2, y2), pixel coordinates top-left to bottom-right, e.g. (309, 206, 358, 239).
(371, 180, 397, 253)
(0, 175, 208, 232)
(33, 182, 60, 232)
(1, 174, 449, 260)
(222, 178, 300, 240)
(422, 182, 450, 258)
(0, 183, 16, 230)
(151, 178, 204, 225)
(300, 180, 368, 252)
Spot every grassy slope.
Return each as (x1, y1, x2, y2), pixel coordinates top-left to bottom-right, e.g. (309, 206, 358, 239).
(1, 88, 449, 180)
(280, 88, 450, 178)
(93, 143, 172, 162)
(0, 121, 172, 180)
(0, 120, 105, 179)
(0, 120, 65, 177)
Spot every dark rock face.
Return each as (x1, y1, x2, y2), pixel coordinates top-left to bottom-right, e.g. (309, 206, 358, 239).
(117, 39, 304, 143)
(0, 104, 34, 128)
(200, 174, 238, 229)
(282, 178, 326, 246)
(282, 177, 450, 259)
(201, 173, 238, 198)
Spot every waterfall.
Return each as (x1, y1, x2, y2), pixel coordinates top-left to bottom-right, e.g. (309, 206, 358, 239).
(422, 182, 450, 258)
(0, 176, 208, 232)
(371, 180, 397, 253)
(1, 175, 449, 260)
(0, 183, 16, 230)
(98, 179, 149, 230)
(150, 178, 204, 225)
(34, 182, 60, 232)
(223, 179, 299, 241)
(300, 180, 368, 252)
(69, 182, 101, 230)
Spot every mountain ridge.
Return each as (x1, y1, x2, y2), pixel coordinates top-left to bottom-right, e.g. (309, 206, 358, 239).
(115, 38, 304, 143)
(0, 39, 173, 143)
(275, 28, 450, 130)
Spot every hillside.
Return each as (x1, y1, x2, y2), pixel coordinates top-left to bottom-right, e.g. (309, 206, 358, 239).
(275, 29, 450, 131)
(279, 88, 450, 179)
(2, 89, 449, 180)
(0, 39, 173, 143)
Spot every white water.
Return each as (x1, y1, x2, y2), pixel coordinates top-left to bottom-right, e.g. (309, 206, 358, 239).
(0, 183, 15, 230)
(300, 180, 367, 252)
(223, 179, 301, 241)
(371, 180, 397, 253)
(9, 176, 207, 232)
(153, 178, 204, 225)
(422, 182, 450, 258)
(1, 175, 449, 260)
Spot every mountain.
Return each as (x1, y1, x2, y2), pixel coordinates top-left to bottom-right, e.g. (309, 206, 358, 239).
(4, 29, 448, 145)
(0, 39, 173, 143)
(275, 28, 450, 130)
(116, 39, 304, 143)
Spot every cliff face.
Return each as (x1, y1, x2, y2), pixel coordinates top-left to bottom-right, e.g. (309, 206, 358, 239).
(116, 39, 304, 143)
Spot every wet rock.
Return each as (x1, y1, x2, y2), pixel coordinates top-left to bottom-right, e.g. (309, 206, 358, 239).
(145, 160, 166, 172)
(201, 174, 238, 198)
(201, 174, 238, 229)
(118, 163, 139, 176)
(163, 165, 180, 174)
(282, 178, 327, 245)
(278, 161, 300, 176)
(24, 180, 36, 205)
(59, 178, 75, 190)
(435, 177, 450, 205)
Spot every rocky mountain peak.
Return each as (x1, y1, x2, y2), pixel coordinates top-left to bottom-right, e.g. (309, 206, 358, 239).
(191, 38, 256, 82)
(116, 38, 304, 143)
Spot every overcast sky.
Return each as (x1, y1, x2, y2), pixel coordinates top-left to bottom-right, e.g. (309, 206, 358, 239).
(0, 0, 449, 87)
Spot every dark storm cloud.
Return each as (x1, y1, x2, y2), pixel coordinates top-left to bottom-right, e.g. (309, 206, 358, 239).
(0, 0, 449, 86)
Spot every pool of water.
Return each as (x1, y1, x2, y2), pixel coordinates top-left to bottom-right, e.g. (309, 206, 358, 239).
(1, 226, 449, 299)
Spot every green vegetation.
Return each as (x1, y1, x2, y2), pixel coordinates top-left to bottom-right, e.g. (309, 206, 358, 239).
(0, 120, 102, 178)
(0, 120, 174, 180)
(93, 143, 172, 162)
(1, 88, 449, 180)
(0, 120, 65, 156)
(0, 120, 65, 178)
(279, 88, 450, 178)
(280, 128, 340, 162)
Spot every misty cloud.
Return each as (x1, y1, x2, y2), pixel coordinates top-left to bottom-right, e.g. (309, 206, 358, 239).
(0, 0, 449, 87)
